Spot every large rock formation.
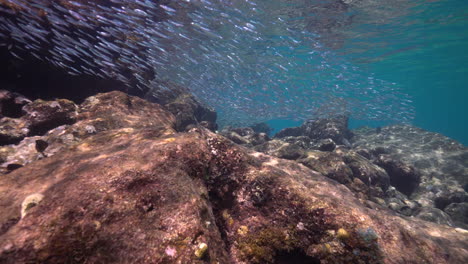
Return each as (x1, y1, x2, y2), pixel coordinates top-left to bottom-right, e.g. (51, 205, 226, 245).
(275, 115, 352, 145)
(0, 92, 467, 263)
(352, 125, 468, 228)
(239, 119, 467, 230)
(144, 81, 217, 132)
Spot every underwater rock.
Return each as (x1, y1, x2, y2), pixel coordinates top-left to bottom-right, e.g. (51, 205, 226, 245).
(434, 191, 468, 211)
(275, 115, 352, 145)
(444, 203, 468, 230)
(145, 81, 217, 132)
(375, 154, 420, 196)
(0, 90, 30, 118)
(221, 127, 270, 147)
(352, 124, 467, 188)
(302, 115, 353, 145)
(317, 138, 337, 151)
(352, 124, 468, 227)
(199, 121, 217, 132)
(0, 91, 176, 176)
(0, 95, 77, 146)
(254, 134, 391, 202)
(0, 92, 467, 263)
(0, 117, 29, 145)
(299, 151, 353, 185)
(384, 186, 421, 217)
(344, 151, 390, 191)
(298, 149, 391, 202)
(249, 122, 272, 136)
(22, 98, 78, 136)
(416, 207, 454, 227)
(274, 126, 304, 138)
(253, 139, 305, 160)
(279, 136, 312, 150)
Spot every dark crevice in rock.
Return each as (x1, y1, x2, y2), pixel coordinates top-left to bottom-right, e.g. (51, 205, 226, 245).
(434, 192, 467, 210)
(0, 135, 22, 146)
(0, 47, 139, 105)
(375, 155, 419, 197)
(28, 117, 76, 137)
(208, 187, 237, 248)
(0, 217, 20, 236)
(0, 98, 24, 118)
(6, 163, 23, 172)
(274, 249, 321, 264)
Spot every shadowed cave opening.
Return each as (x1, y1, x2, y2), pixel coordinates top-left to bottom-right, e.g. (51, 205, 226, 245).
(0, 47, 142, 104)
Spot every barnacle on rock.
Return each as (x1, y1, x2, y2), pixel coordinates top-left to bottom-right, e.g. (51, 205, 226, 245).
(336, 228, 350, 240)
(21, 193, 44, 218)
(194, 242, 208, 259)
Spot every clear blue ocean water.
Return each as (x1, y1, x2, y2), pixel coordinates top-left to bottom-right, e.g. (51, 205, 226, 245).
(269, 0, 468, 145)
(1, 0, 466, 144)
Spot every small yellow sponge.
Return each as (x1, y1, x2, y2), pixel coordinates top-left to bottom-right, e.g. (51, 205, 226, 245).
(21, 193, 44, 218)
(337, 228, 350, 240)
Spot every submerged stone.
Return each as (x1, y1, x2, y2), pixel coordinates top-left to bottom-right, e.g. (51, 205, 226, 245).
(0, 92, 466, 264)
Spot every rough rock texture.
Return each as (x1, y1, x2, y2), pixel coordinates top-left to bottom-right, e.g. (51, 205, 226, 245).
(253, 139, 305, 160)
(352, 125, 468, 227)
(444, 203, 468, 230)
(0, 92, 467, 263)
(0, 117, 29, 146)
(144, 81, 217, 132)
(220, 127, 270, 148)
(0, 90, 31, 118)
(249, 122, 272, 136)
(275, 115, 352, 145)
(297, 148, 390, 204)
(222, 121, 467, 229)
(375, 154, 420, 197)
(0, 91, 174, 174)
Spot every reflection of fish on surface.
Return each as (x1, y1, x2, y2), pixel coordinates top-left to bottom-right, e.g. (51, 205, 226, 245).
(0, 0, 415, 127)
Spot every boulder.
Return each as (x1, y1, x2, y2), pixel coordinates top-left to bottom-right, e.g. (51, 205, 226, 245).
(145, 81, 217, 132)
(0, 91, 175, 176)
(299, 151, 353, 185)
(352, 125, 468, 227)
(416, 207, 454, 227)
(221, 127, 270, 147)
(275, 116, 352, 145)
(435, 192, 468, 210)
(302, 115, 352, 145)
(0, 92, 467, 264)
(274, 126, 304, 138)
(375, 154, 420, 196)
(444, 203, 468, 230)
(0, 90, 31, 118)
(249, 122, 272, 136)
(254, 140, 305, 160)
(0, 117, 29, 145)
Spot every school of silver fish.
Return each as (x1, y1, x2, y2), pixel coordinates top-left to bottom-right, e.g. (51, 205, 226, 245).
(0, 0, 415, 126)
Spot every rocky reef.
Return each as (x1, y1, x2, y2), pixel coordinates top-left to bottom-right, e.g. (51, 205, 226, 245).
(0, 91, 467, 263)
(219, 116, 468, 231)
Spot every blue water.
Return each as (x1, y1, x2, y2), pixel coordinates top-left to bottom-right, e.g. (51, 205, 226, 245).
(269, 0, 468, 144)
(348, 0, 468, 145)
(1, 0, 467, 144)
